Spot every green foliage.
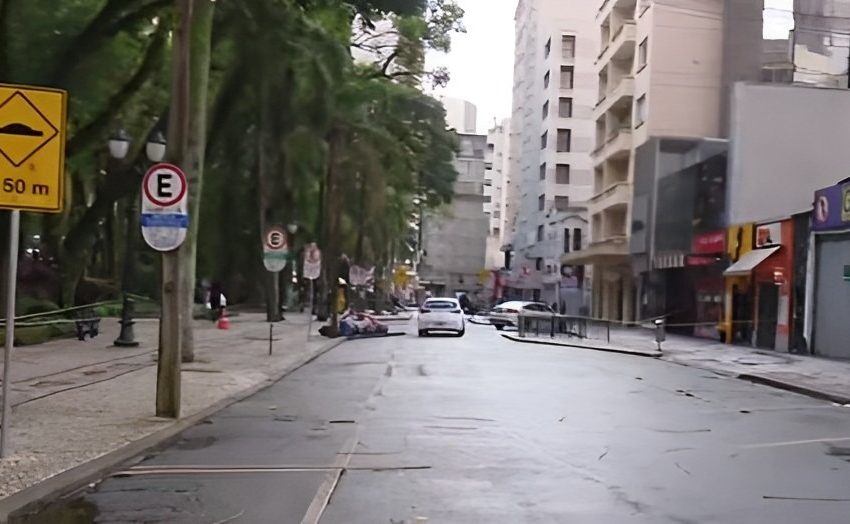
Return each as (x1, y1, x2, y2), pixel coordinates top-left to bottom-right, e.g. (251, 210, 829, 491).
(3, 0, 464, 311)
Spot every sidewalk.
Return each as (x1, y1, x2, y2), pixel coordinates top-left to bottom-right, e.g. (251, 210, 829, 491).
(0, 312, 341, 507)
(551, 326, 850, 405)
(502, 328, 850, 405)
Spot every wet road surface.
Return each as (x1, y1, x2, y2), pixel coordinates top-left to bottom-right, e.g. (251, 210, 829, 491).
(13, 322, 850, 523)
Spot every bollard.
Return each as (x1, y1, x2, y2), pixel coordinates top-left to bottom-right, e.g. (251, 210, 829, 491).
(654, 318, 666, 351)
(269, 323, 274, 356)
(550, 315, 555, 338)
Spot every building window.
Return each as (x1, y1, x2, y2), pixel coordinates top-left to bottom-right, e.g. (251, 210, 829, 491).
(541, 131, 548, 149)
(573, 228, 582, 251)
(638, 38, 648, 69)
(483, 195, 492, 203)
(562, 35, 575, 60)
(558, 97, 572, 118)
(538, 194, 545, 211)
(542, 100, 549, 119)
(536, 258, 543, 271)
(556, 164, 570, 184)
(560, 66, 574, 89)
(544, 71, 550, 89)
(555, 196, 570, 211)
(556, 129, 571, 152)
(635, 95, 647, 126)
(544, 37, 552, 58)
(537, 225, 544, 242)
(539, 163, 546, 180)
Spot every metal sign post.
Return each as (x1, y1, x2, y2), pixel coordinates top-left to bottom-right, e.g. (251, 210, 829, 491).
(263, 226, 288, 323)
(303, 243, 321, 340)
(307, 279, 314, 341)
(0, 83, 66, 457)
(1, 210, 20, 458)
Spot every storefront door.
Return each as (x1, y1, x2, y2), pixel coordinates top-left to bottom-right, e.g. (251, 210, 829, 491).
(813, 233, 850, 358)
(756, 283, 778, 349)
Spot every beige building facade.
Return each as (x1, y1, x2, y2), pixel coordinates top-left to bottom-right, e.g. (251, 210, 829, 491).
(564, 0, 763, 321)
(507, 0, 597, 306)
(484, 119, 512, 270)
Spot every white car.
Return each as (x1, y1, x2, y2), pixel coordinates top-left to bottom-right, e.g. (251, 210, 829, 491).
(418, 298, 466, 337)
(489, 301, 554, 331)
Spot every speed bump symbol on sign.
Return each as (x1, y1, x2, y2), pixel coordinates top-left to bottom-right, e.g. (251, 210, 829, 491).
(0, 84, 67, 213)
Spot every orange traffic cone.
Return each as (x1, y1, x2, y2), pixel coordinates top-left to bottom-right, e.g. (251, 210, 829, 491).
(217, 307, 230, 330)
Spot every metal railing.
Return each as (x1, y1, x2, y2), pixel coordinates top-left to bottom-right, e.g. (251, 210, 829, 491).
(517, 313, 611, 343)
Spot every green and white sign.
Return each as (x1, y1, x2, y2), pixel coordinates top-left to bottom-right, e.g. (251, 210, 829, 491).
(263, 226, 289, 272)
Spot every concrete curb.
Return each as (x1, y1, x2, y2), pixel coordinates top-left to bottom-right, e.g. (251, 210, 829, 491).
(501, 334, 661, 358)
(0, 337, 346, 523)
(737, 373, 850, 405)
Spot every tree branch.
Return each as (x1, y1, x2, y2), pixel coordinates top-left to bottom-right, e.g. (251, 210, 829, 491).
(0, 0, 10, 79)
(380, 50, 398, 75)
(51, 0, 171, 86)
(65, 23, 168, 157)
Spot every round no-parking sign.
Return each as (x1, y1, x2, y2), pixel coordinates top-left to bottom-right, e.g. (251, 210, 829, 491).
(141, 163, 189, 252)
(263, 226, 289, 272)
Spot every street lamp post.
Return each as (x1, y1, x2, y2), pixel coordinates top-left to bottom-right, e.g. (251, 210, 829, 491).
(113, 129, 166, 347)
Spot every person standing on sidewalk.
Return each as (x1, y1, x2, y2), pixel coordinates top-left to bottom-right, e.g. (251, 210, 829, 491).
(208, 282, 226, 321)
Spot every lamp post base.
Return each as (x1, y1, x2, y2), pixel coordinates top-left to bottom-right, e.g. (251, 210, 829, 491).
(113, 295, 139, 347)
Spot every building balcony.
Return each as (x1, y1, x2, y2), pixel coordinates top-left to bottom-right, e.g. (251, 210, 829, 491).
(594, 76, 634, 119)
(592, 127, 633, 166)
(588, 181, 631, 217)
(598, 21, 635, 67)
(561, 236, 629, 266)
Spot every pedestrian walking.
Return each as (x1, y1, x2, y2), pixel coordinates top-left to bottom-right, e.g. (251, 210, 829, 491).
(208, 282, 226, 321)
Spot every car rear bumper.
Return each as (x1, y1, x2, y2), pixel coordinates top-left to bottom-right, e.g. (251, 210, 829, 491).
(418, 316, 464, 331)
(489, 315, 516, 326)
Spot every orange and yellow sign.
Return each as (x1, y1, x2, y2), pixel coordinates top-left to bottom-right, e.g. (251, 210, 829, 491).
(0, 84, 67, 212)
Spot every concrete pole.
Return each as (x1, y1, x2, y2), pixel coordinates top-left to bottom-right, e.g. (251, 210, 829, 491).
(156, 0, 194, 418)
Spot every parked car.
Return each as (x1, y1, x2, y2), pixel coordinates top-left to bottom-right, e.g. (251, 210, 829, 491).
(418, 298, 465, 337)
(489, 301, 554, 331)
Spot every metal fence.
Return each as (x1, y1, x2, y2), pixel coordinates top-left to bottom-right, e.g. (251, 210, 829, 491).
(517, 314, 612, 343)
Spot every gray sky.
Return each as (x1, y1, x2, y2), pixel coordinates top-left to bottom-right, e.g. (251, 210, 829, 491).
(427, 0, 795, 134)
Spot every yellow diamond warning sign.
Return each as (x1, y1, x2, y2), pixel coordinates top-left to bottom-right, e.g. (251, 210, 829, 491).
(0, 84, 67, 213)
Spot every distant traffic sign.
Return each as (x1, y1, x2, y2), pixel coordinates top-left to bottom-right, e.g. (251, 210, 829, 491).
(141, 163, 188, 252)
(0, 84, 67, 212)
(263, 226, 289, 272)
(303, 243, 321, 280)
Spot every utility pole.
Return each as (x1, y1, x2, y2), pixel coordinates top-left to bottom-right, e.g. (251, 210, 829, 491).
(157, 0, 194, 418)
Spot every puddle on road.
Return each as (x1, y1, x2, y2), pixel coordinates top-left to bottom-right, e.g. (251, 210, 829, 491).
(9, 498, 98, 524)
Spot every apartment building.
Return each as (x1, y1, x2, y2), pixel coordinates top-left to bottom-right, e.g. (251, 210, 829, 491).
(506, 0, 596, 307)
(793, 0, 850, 88)
(419, 133, 490, 297)
(562, 0, 763, 321)
(483, 119, 512, 270)
(439, 96, 478, 134)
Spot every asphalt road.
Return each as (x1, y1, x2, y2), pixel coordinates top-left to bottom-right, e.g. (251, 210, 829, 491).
(13, 321, 850, 523)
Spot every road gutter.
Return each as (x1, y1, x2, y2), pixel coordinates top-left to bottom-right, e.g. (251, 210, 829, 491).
(501, 334, 661, 358)
(737, 373, 850, 405)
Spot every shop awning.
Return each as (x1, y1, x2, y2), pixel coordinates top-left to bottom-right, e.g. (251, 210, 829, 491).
(723, 246, 781, 277)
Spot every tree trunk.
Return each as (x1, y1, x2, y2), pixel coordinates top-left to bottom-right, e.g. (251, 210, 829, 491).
(324, 130, 344, 335)
(180, 0, 214, 363)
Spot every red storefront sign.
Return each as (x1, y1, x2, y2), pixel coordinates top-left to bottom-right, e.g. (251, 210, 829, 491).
(692, 230, 725, 255)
